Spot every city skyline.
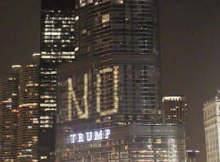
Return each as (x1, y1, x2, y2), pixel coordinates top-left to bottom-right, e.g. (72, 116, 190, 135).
(55, 1, 179, 161)
(1, 0, 220, 161)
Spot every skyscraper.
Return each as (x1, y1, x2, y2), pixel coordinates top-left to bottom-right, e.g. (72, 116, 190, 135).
(67, 0, 161, 122)
(203, 92, 220, 162)
(162, 96, 188, 125)
(39, 0, 75, 161)
(17, 54, 40, 162)
(56, 0, 186, 161)
(162, 95, 189, 149)
(162, 95, 189, 161)
(0, 65, 21, 162)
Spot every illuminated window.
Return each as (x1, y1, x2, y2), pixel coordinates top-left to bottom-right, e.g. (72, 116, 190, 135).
(102, 13, 110, 24)
(82, 29, 87, 34)
(116, 0, 123, 4)
(156, 139, 162, 144)
(41, 156, 48, 160)
(80, 0, 86, 7)
(75, 47, 79, 51)
(148, 138, 153, 143)
(88, 0, 93, 4)
(75, 16, 79, 21)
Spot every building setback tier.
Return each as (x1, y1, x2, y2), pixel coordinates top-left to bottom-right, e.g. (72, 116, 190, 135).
(56, 124, 186, 162)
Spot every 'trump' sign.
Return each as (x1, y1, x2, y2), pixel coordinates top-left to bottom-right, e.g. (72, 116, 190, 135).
(70, 129, 111, 143)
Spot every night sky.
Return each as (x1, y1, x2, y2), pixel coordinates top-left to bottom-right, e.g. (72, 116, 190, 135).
(1, 0, 220, 161)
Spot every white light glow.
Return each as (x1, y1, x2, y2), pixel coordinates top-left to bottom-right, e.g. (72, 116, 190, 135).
(68, 67, 119, 119)
(70, 129, 111, 143)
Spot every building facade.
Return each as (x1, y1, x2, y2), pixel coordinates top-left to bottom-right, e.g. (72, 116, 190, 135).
(162, 96, 188, 125)
(203, 95, 220, 162)
(0, 66, 21, 162)
(17, 55, 40, 162)
(186, 149, 200, 162)
(56, 0, 186, 161)
(56, 124, 186, 162)
(39, 0, 75, 161)
(162, 96, 188, 159)
(67, 0, 161, 122)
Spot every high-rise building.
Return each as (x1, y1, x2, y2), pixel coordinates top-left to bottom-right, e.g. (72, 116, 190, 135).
(56, 0, 186, 161)
(162, 96, 189, 157)
(203, 92, 220, 162)
(162, 96, 188, 125)
(66, 0, 161, 122)
(17, 54, 40, 162)
(186, 149, 200, 162)
(39, 0, 75, 161)
(0, 65, 21, 162)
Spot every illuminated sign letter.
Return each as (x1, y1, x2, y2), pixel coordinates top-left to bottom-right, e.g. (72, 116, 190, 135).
(67, 66, 119, 119)
(70, 134, 77, 143)
(86, 132, 93, 142)
(70, 129, 111, 143)
(77, 133, 84, 143)
(68, 74, 89, 119)
(104, 129, 111, 139)
(96, 67, 119, 116)
(94, 130, 103, 140)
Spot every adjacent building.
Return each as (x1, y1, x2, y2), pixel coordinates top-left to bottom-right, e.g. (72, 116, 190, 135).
(187, 149, 200, 162)
(162, 96, 188, 125)
(203, 93, 220, 162)
(0, 65, 21, 162)
(0, 0, 76, 161)
(17, 54, 41, 162)
(162, 96, 189, 159)
(0, 55, 41, 162)
(56, 0, 186, 161)
(39, 0, 75, 161)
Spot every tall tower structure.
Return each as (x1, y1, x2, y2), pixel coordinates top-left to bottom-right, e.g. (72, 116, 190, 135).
(56, 0, 186, 162)
(17, 54, 40, 162)
(0, 65, 21, 162)
(39, 0, 75, 161)
(72, 0, 161, 122)
(203, 92, 220, 162)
